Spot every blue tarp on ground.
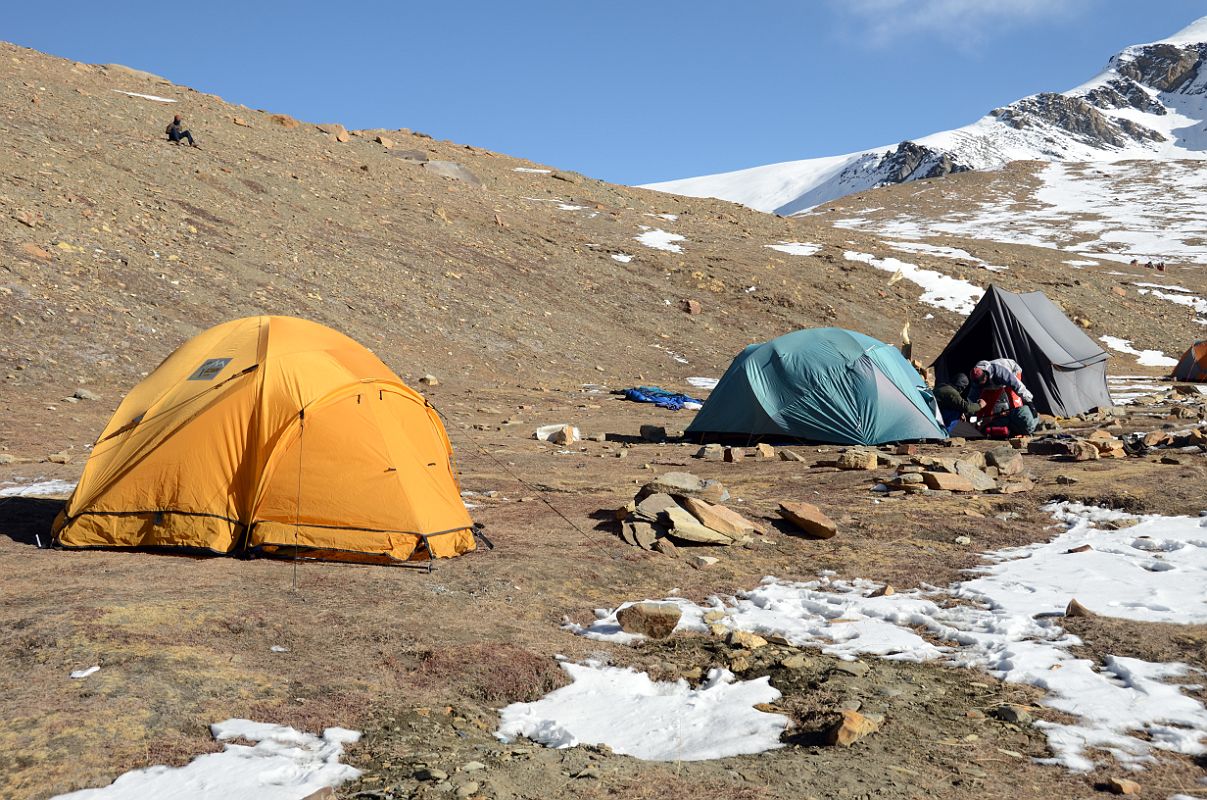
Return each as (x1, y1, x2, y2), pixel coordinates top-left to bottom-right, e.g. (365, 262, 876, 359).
(686, 328, 947, 445)
(621, 386, 703, 411)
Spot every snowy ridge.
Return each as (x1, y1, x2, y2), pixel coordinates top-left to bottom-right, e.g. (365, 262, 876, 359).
(643, 15, 1207, 213)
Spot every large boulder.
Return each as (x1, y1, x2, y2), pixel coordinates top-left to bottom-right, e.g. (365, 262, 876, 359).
(616, 602, 681, 639)
(954, 460, 996, 491)
(637, 472, 728, 503)
(922, 471, 975, 492)
(662, 505, 736, 545)
(316, 123, 350, 142)
(986, 445, 1025, 475)
(778, 502, 837, 539)
(837, 449, 877, 470)
(633, 492, 679, 523)
(679, 496, 758, 540)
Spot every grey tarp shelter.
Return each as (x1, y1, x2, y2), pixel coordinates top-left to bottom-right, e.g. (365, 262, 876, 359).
(932, 285, 1111, 418)
(686, 328, 947, 446)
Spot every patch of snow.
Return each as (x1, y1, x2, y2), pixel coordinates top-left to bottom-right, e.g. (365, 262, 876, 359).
(573, 503, 1207, 772)
(765, 242, 821, 257)
(70, 666, 100, 679)
(1134, 282, 1192, 292)
(687, 377, 719, 390)
(644, 213, 679, 221)
(0, 479, 78, 497)
(522, 196, 588, 211)
(1065, 260, 1100, 267)
(1138, 288, 1207, 323)
(1107, 375, 1166, 404)
(844, 251, 984, 315)
(50, 719, 360, 800)
(496, 662, 787, 761)
(884, 240, 1006, 271)
(113, 90, 176, 103)
(651, 343, 689, 364)
(635, 227, 685, 253)
(611, 253, 633, 263)
(1100, 336, 1178, 367)
(513, 167, 552, 174)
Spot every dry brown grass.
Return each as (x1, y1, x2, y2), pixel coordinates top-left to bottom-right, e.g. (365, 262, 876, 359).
(579, 774, 773, 800)
(413, 642, 569, 704)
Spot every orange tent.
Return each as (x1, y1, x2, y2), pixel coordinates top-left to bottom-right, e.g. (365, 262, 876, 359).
(1173, 340, 1207, 382)
(53, 316, 475, 563)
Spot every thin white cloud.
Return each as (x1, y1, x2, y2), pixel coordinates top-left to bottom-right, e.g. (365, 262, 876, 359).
(833, 0, 1088, 46)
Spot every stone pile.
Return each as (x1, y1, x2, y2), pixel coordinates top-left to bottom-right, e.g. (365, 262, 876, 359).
(694, 442, 779, 461)
(875, 445, 1033, 496)
(615, 471, 762, 554)
(1027, 433, 1125, 460)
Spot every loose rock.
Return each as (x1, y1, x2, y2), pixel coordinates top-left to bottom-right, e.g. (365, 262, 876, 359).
(728, 630, 768, 650)
(1065, 598, 1095, 617)
(837, 449, 877, 470)
(922, 471, 975, 492)
(616, 602, 681, 639)
(825, 709, 880, 746)
(1105, 777, 1141, 795)
(679, 496, 758, 540)
(778, 501, 837, 539)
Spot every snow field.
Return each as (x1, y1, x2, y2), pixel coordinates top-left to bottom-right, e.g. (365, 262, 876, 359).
(564, 504, 1207, 772)
(51, 720, 361, 800)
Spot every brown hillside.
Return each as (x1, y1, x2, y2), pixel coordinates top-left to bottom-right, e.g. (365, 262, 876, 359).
(3, 42, 1207, 800)
(3, 41, 1199, 455)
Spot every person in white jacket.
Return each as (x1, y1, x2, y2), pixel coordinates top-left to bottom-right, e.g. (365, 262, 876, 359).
(969, 358, 1037, 435)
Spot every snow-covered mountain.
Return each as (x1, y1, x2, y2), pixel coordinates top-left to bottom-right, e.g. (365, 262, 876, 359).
(643, 16, 1207, 216)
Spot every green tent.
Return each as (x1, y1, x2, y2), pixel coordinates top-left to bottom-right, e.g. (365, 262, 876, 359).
(687, 328, 946, 445)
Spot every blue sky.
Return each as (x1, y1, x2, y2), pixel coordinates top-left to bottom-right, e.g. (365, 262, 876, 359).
(6, 1, 1205, 184)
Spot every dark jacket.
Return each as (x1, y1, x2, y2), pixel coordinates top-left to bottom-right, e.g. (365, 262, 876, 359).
(935, 383, 979, 417)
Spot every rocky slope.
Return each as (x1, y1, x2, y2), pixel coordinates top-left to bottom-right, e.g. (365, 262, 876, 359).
(0, 39, 1202, 465)
(644, 16, 1207, 215)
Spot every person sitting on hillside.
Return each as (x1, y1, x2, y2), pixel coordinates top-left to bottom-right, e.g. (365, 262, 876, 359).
(935, 373, 979, 430)
(969, 358, 1037, 436)
(165, 114, 199, 148)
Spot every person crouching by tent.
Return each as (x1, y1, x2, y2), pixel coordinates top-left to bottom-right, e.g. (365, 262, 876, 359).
(969, 358, 1038, 437)
(935, 373, 979, 431)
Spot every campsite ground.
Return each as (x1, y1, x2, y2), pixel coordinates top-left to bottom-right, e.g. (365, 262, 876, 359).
(3, 382, 1207, 800)
(3, 40, 1207, 800)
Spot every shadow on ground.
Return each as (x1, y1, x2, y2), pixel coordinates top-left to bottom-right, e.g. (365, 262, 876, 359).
(0, 496, 64, 547)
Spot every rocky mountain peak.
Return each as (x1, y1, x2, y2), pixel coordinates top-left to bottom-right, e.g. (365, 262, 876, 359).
(645, 15, 1207, 215)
